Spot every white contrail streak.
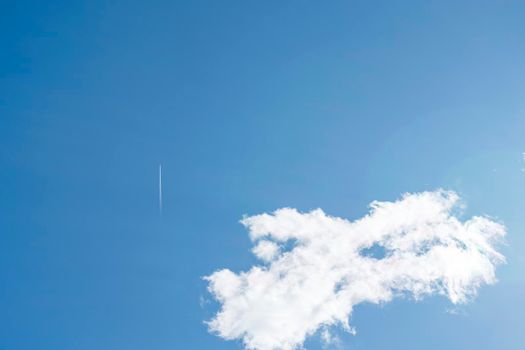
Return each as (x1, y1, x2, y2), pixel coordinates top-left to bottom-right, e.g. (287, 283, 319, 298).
(159, 164, 162, 213)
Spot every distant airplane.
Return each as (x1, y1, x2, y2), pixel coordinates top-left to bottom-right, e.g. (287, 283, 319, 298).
(159, 164, 162, 213)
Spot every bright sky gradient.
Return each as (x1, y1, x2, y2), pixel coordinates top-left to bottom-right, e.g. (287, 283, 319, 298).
(1, 1, 524, 349)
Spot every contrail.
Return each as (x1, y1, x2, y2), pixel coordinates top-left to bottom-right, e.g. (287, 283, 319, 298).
(159, 164, 162, 213)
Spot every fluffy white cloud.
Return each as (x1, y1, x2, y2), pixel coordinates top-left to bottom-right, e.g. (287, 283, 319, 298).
(205, 190, 506, 350)
(252, 240, 280, 262)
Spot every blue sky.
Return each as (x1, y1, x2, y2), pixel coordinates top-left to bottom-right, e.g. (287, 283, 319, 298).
(1, 1, 524, 349)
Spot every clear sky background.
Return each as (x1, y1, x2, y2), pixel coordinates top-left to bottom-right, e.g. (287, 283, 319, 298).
(1, 1, 524, 349)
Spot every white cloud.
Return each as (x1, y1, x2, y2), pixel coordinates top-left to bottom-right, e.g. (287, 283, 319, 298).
(320, 327, 343, 349)
(252, 240, 280, 262)
(205, 190, 506, 350)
